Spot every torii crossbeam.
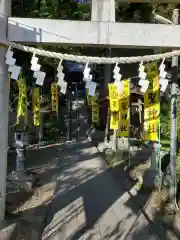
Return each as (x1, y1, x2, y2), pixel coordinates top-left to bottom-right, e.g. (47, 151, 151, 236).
(7, 0, 180, 48)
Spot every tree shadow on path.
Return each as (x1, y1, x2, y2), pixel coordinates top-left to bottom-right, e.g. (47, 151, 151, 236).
(42, 142, 162, 240)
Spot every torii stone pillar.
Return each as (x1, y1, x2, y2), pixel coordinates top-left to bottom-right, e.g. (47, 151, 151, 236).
(0, 0, 11, 221)
(91, 0, 115, 86)
(91, 0, 117, 149)
(91, 0, 115, 22)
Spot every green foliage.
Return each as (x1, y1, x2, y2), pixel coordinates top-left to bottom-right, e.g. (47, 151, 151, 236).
(116, 3, 153, 22)
(161, 123, 170, 138)
(12, 0, 37, 17)
(116, 2, 180, 23)
(12, 1, 180, 23)
(153, 4, 178, 19)
(12, 0, 92, 70)
(12, 0, 90, 20)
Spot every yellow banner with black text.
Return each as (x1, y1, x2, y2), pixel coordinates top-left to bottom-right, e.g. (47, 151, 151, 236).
(109, 80, 130, 137)
(32, 87, 40, 127)
(144, 62, 160, 141)
(16, 78, 28, 125)
(51, 83, 59, 113)
(91, 94, 99, 124)
(117, 79, 130, 137)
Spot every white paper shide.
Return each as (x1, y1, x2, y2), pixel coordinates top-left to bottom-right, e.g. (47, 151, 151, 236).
(31, 54, 46, 86)
(6, 47, 21, 80)
(138, 62, 149, 93)
(113, 63, 123, 94)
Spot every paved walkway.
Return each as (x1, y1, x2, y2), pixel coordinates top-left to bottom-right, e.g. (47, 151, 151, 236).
(41, 142, 160, 240)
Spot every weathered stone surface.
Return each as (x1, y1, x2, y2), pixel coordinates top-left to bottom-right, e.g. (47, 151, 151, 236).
(0, 221, 16, 240)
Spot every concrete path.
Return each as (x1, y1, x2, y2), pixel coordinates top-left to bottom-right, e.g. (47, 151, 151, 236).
(41, 142, 160, 240)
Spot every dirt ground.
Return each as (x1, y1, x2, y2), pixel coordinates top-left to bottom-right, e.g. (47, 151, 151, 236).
(5, 144, 63, 240)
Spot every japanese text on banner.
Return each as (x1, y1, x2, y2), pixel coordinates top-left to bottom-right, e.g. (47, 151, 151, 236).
(87, 95, 92, 106)
(144, 62, 160, 141)
(51, 83, 59, 113)
(110, 112, 119, 130)
(91, 94, 99, 123)
(108, 84, 120, 112)
(86, 90, 97, 106)
(119, 79, 130, 100)
(32, 87, 40, 126)
(92, 103, 99, 123)
(118, 79, 130, 137)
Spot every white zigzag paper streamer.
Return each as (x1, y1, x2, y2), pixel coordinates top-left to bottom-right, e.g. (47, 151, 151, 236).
(6, 46, 21, 80)
(57, 60, 65, 86)
(31, 54, 45, 86)
(113, 63, 123, 94)
(159, 59, 169, 93)
(83, 63, 92, 83)
(56, 60, 67, 95)
(138, 62, 149, 93)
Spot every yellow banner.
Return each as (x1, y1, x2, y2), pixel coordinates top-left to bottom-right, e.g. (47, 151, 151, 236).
(144, 62, 160, 141)
(51, 83, 59, 113)
(117, 79, 130, 137)
(17, 85, 22, 123)
(110, 112, 119, 130)
(32, 87, 40, 126)
(92, 103, 99, 123)
(108, 83, 120, 112)
(119, 79, 130, 100)
(17, 78, 28, 125)
(87, 91, 99, 123)
(87, 93, 97, 106)
(87, 95, 92, 105)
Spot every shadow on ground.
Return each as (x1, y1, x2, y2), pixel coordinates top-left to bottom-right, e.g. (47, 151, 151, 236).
(40, 142, 180, 240)
(6, 141, 180, 240)
(5, 144, 65, 240)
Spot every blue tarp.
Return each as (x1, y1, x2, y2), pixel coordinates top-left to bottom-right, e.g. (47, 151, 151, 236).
(65, 61, 85, 73)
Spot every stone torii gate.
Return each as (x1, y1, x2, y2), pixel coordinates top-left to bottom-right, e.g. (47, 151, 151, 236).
(7, 2, 180, 48)
(0, 0, 179, 221)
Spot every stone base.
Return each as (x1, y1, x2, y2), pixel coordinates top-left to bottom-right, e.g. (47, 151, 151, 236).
(7, 171, 36, 193)
(0, 220, 16, 240)
(129, 167, 159, 191)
